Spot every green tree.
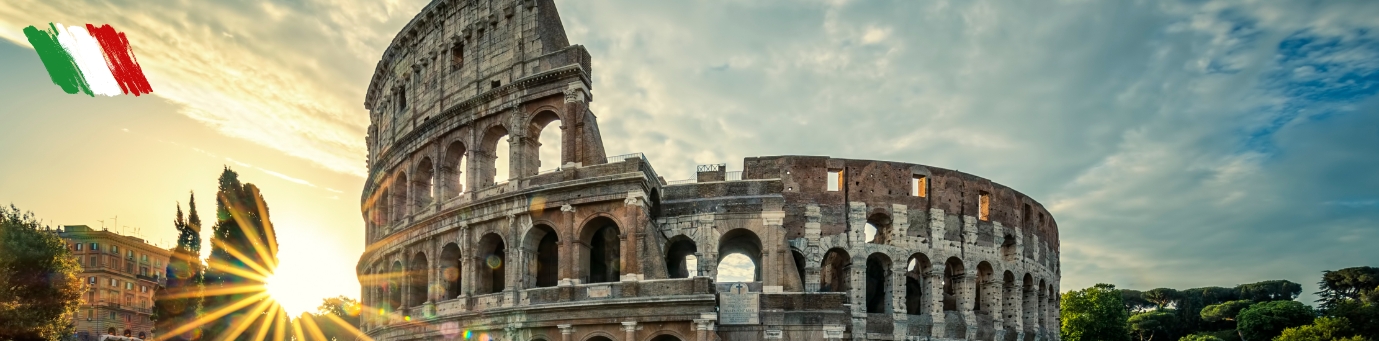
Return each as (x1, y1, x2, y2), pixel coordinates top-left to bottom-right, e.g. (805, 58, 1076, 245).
(1061, 283, 1131, 341)
(1202, 300, 1256, 322)
(0, 205, 84, 341)
(1320, 291, 1379, 339)
(152, 193, 206, 340)
(1146, 288, 1183, 309)
(1130, 309, 1179, 341)
(294, 296, 362, 341)
(1316, 267, 1379, 311)
(202, 168, 281, 340)
(1125, 289, 1156, 312)
(1238, 300, 1315, 341)
(1180, 334, 1226, 341)
(1237, 280, 1303, 303)
(1273, 316, 1364, 341)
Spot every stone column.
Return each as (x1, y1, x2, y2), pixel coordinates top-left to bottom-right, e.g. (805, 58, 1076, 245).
(804, 205, 822, 292)
(927, 264, 947, 339)
(848, 258, 866, 341)
(987, 278, 1006, 341)
(694, 317, 716, 341)
(891, 260, 909, 341)
(558, 324, 573, 341)
(959, 270, 977, 339)
(621, 321, 637, 341)
(1024, 281, 1038, 341)
(621, 191, 645, 280)
(559, 204, 577, 285)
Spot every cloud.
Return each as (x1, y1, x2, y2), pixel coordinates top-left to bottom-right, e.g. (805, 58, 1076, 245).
(3, 0, 1377, 304)
(0, 0, 433, 176)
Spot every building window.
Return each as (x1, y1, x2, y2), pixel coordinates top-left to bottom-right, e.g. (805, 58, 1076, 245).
(125, 282, 132, 290)
(111, 245, 117, 254)
(88, 276, 96, 284)
(90, 243, 98, 251)
(912, 175, 927, 197)
(827, 170, 842, 191)
(108, 278, 116, 287)
(75, 243, 84, 251)
(978, 191, 991, 221)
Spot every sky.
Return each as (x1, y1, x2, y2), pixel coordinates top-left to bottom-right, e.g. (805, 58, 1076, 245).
(2, 0, 1378, 316)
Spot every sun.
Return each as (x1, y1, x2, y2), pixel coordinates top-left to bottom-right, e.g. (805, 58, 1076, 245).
(264, 273, 316, 317)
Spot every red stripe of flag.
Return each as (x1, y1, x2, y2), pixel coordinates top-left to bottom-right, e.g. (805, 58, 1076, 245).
(86, 24, 152, 96)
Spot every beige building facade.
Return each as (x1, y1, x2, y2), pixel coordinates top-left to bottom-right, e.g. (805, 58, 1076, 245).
(59, 225, 171, 341)
(358, 1, 1061, 340)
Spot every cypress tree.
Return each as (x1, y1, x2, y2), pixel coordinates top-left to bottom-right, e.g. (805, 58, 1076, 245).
(152, 192, 205, 340)
(202, 167, 280, 340)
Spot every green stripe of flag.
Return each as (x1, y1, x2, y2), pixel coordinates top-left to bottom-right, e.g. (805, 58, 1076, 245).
(23, 23, 92, 96)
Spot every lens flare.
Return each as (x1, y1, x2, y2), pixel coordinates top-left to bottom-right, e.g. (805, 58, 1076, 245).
(486, 255, 502, 269)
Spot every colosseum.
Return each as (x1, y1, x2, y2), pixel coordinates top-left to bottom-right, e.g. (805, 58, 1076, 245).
(356, 1, 1062, 340)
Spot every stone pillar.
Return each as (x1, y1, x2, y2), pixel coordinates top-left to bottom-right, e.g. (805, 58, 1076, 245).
(848, 258, 866, 341)
(1024, 281, 1038, 341)
(559, 204, 577, 285)
(694, 316, 716, 341)
(622, 191, 645, 280)
(804, 205, 822, 292)
(621, 321, 638, 341)
(847, 202, 866, 246)
(558, 324, 573, 341)
(959, 270, 977, 339)
(986, 278, 1006, 341)
(891, 261, 909, 341)
(927, 264, 947, 339)
(1005, 280, 1023, 341)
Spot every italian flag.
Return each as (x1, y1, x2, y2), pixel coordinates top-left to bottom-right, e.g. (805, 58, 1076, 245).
(23, 23, 153, 97)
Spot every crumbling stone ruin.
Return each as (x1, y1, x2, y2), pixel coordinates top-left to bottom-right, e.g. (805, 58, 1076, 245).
(357, 1, 1061, 340)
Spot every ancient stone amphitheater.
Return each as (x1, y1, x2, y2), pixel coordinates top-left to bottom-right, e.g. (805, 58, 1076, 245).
(356, 1, 1061, 340)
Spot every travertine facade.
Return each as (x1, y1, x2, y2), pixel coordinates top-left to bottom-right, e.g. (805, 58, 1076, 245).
(357, 1, 1060, 340)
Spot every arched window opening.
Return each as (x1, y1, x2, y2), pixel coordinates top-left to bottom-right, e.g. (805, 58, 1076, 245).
(584, 218, 622, 283)
(1022, 273, 1037, 331)
(820, 248, 850, 293)
(650, 335, 683, 341)
(1001, 234, 1017, 261)
(476, 233, 506, 294)
(716, 229, 763, 282)
(442, 142, 467, 199)
(529, 111, 563, 174)
(865, 253, 892, 313)
(943, 257, 965, 311)
(480, 126, 510, 187)
(414, 158, 434, 209)
(391, 173, 409, 220)
(388, 261, 403, 309)
(716, 254, 755, 282)
(440, 244, 462, 300)
(586, 337, 614, 341)
(906, 254, 930, 315)
(665, 236, 697, 279)
(524, 225, 560, 288)
(378, 188, 391, 225)
(865, 213, 892, 244)
(408, 252, 428, 307)
(791, 249, 806, 290)
(976, 261, 995, 314)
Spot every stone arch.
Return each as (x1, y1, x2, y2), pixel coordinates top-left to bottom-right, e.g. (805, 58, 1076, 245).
(665, 235, 697, 279)
(976, 261, 996, 314)
(388, 260, 403, 309)
(716, 228, 762, 282)
(1022, 273, 1037, 333)
(646, 332, 687, 341)
(439, 243, 462, 300)
(377, 187, 391, 225)
(580, 216, 622, 283)
(408, 252, 428, 307)
(523, 224, 560, 288)
(865, 252, 893, 313)
(527, 110, 563, 174)
(475, 233, 506, 294)
(579, 332, 617, 341)
(820, 248, 850, 293)
(414, 157, 434, 210)
(865, 212, 892, 244)
(906, 253, 931, 315)
(791, 248, 806, 290)
(943, 257, 965, 311)
(442, 141, 467, 199)
(480, 124, 510, 187)
(391, 172, 409, 220)
(1038, 278, 1048, 330)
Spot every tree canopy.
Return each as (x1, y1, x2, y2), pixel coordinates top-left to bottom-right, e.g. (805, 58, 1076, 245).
(1061, 283, 1132, 341)
(1237, 300, 1314, 341)
(0, 205, 84, 341)
(1201, 300, 1255, 323)
(1274, 317, 1365, 341)
(202, 168, 282, 340)
(1317, 267, 1379, 311)
(1130, 309, 1179, 341)
(152, 193, 206, 340)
